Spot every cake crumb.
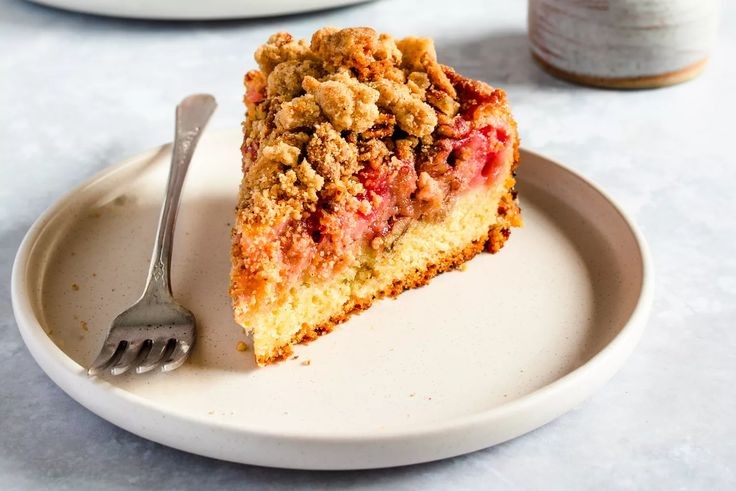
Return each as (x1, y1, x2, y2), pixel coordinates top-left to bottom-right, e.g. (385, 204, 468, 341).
(71, 283, 79, 291)
(208, 410, 215, 415)
(80, 321, 88, 331)
(456, 263, 468, 271)
(291, 355, 299, 360)
(236, 341, 248, 352)
(301, 359, 311, 366)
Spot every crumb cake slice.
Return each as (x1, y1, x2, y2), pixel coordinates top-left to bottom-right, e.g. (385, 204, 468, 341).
(231, 27, 521, 366)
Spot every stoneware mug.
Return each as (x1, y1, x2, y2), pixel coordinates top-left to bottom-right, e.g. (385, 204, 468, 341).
(528, 0, 720, 89)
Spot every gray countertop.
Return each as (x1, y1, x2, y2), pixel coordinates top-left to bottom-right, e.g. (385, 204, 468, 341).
(1, 0, 735, 489)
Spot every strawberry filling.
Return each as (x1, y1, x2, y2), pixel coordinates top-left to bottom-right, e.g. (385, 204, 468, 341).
(450, 125, 510, 187)
(306, 119, 512, 259)
(238, 73, 514, 295)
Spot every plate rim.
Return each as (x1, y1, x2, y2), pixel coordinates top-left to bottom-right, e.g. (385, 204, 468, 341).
(11, 130, 654, 466)
(24, 0, 373, 20)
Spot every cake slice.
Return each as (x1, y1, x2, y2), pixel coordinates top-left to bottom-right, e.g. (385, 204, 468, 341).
(231, 27, 521, 366)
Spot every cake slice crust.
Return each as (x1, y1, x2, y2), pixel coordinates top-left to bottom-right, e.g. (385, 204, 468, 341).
(231, 27, 521, 365)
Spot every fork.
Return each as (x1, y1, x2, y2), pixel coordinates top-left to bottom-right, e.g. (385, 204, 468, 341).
(88, 94, 217, 376)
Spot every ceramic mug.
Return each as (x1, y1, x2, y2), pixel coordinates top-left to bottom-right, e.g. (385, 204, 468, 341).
(528, 0, 720, 88)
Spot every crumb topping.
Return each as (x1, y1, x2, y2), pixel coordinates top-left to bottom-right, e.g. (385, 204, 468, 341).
(233, 27, 516, 308)
(371, 78, 437, 137)
(310, 27, 402, 80)
(254, 32, 313, 75)
(303, 73, 380, 132)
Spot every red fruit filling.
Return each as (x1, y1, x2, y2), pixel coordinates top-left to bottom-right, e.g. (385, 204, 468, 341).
(239, 70, 514, 291)
(302, 119, 512, 264)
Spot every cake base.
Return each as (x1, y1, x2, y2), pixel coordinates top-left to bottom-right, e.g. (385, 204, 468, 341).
(243, 177, 521, 366)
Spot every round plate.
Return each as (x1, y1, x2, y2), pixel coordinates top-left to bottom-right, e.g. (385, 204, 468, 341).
(25, 0, 371, 20)
(11, 129, 653, 470)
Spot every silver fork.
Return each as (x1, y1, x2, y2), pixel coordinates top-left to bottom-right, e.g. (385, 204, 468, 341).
(88, 94, 217, 376)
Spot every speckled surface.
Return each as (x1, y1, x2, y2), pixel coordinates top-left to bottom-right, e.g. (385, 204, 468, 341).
(1, 0, 734, 489)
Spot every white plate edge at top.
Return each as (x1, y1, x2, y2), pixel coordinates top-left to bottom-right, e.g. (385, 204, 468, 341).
(25, 0, 372, 20)
(11, 130, 654, 469)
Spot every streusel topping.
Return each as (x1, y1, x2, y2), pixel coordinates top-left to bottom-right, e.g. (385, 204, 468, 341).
(233, 27, 514, 306)
(239, 27, 464, 228)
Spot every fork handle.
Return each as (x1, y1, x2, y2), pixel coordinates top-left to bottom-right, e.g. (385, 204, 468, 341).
(143, 94, 217, 301)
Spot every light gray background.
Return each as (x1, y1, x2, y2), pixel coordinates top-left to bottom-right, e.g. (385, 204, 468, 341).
(1, 0, 734, 489)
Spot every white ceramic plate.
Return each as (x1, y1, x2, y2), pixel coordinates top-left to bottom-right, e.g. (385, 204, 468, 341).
(25, 0, 371, 20)
(12, 129, 652, 470)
